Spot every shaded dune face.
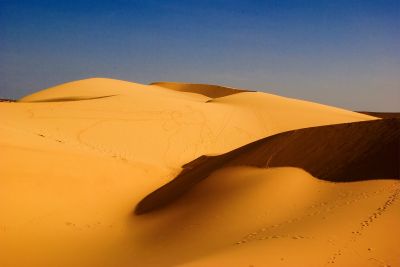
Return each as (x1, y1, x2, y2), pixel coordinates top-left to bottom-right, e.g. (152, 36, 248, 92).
(135, 118, 400, 214)
(357, 111, 400, 119)
(150, 82, 252, 98)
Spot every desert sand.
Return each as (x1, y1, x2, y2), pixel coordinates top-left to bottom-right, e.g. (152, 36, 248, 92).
(1, 78, 399, 267)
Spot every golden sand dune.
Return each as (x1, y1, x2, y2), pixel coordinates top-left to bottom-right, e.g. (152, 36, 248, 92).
(172, 167, 400, 267)
(141, 167, 399, 267)
(136, 118, 400, 214)
(1, 78, 398, 267)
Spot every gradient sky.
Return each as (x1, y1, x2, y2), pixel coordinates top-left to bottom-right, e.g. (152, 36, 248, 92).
(0, 0, 399, 111)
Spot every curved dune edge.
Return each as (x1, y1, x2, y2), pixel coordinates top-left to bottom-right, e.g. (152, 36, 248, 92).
(150, 81, 253, 98)
(18, 94, 117, 103)
(135, 118, 400, 214)
(17, 78, 153, 102)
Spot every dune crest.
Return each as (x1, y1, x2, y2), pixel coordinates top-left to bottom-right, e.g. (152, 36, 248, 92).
(150, 81, 252, 98)
(20, 94, 117, 103)
(19, 78, 151, 102)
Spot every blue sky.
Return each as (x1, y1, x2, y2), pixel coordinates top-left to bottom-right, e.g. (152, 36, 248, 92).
(0, 0, 399, 110)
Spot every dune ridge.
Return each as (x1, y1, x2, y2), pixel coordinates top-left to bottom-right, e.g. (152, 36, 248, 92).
(135, 118, 400, 214)
(18, 78, 158, 103)
(18, 94, 117, 103)
(150, 82, 252, 98)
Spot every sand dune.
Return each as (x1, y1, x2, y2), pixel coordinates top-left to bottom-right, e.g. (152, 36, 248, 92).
(1, 78, 398, 267)
(136, 118, 400, 214)
(151, 167, 400, 267)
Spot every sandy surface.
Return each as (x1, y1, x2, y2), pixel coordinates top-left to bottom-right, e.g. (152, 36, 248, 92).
(1, 78, 398, 266)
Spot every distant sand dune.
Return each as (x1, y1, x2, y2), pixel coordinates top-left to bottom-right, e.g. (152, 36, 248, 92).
(150, 82, 252, 98)
(0, 98, 16, 102)
(136, 118, 400, 214)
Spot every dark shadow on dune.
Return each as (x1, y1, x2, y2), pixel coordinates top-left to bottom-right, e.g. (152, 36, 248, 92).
(357, 111, 400, 119)
(135, 119, 400, 215)
(0, 98, 16, 102)
(150, 82, 253, 98)
(19, 94, 117, 103)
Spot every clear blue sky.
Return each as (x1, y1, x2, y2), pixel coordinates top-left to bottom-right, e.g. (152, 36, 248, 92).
(0, 0, 399, 111)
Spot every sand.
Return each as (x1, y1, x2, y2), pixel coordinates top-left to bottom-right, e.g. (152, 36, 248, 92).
(1, 78, 398, 266)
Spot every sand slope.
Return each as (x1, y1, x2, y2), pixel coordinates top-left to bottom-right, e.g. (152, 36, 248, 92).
(172, 167, 400, 267)
(1, 78, 397, 267)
